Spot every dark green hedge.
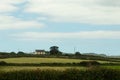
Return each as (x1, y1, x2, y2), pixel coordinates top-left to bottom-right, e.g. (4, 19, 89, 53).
(1, 61, 120, 67)
(0, 61, 101, 67)
(0, 68, 120, 80)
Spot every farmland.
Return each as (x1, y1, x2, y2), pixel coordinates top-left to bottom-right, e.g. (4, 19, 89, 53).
(0, 66, 87, 72)
(0, 57, 120, 70)
(0, 57, 109, 63)
(0, 57, 86, 63)
(0, 57, 120, 80)
(0, 57, 92, 71)
(0, 65, 120, 72)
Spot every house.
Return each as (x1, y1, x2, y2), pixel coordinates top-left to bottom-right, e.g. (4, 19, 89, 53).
(35, 50, 46, 55)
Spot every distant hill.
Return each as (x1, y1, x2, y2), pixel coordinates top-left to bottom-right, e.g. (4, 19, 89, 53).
(83, 53, 107, 57)
(108, 56, 120, 58)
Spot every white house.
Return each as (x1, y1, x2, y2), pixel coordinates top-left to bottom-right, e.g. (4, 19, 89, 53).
(35, 50, 46, 55)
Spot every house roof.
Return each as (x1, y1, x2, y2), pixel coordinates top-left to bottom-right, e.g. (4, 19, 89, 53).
(35, 50, 45, 52)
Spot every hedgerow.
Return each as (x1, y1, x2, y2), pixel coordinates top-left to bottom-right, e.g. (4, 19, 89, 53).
(0, 68, 120, 80)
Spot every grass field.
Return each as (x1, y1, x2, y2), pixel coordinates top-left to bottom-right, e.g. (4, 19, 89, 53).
(0, 65, 120, 72)
(0, 66, 86, 72)
(102, 65, 120, 70)
(0, 57, 109, 63)
(0, 57, 120, 80)
(0, 57, 83, 63)
(0, 57, 120, 72)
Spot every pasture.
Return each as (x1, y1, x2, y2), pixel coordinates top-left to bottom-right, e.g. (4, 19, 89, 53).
(0, 66, 86, 72)
(0, 65, 120, 72)
(0, 57, 109, 63)
(0, 57, 120, 71)
(0, 57, 120, 80)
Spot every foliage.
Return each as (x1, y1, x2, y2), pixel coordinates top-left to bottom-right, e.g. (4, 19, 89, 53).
(10, 52, 16, 55)
(80, 61, 100, 67)
(75, 52, 81, 56)
(0, 68, 120, 80)
(0, 61, 7, 65)
(17, 51, 25, 55)
(50, 46, 62, 55)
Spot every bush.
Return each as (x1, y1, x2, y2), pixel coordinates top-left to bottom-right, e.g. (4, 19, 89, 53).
(0, 68, 120, 80)
(0, 61, 7, 65)
(80, 61, 100, 66)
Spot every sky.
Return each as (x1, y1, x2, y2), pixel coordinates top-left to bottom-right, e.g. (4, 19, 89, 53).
(0, 0, 120, 55)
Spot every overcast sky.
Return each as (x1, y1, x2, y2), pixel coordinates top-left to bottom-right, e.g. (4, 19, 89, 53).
(0, 0, 120, 55)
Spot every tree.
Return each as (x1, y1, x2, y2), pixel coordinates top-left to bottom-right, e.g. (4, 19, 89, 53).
(75, 52, 81, 56)
(17, 51, 25, 55)
(10, 52, 16, 55)
(50, 46, 62, 55)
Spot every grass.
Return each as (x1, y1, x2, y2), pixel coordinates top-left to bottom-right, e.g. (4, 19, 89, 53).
(0, 57, 109, 63)
(0, 57, 120, 80)
(102, 65, 120, 70)
(0, 66, 86, 72)
(0, 65, 120, 72)
(0, 57, 83, 63)
(0, 57, 119, 73)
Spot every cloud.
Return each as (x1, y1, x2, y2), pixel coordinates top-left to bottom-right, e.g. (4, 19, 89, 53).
(98, 0, 120, 7)
(11, 31, 120, 40)
(0, 0, 44, 30)
(0, 0, 26, 13)
(0, 15, 44, 30)
(25, 0, 120, 25)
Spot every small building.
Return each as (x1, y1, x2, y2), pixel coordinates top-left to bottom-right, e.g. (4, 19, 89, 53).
(35, 50, 46, 55)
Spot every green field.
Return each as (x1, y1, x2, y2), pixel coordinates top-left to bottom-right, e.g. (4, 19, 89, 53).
(0, 57, 120, 72)
(0, 57, 83, 63)
(0, 57, 109, 63)
(102, 65, 120, 70)
(0, 57, 86, 72)
(0, 66, 86, 72)
(0, 57, 120, 80)
(1, 66, 120, 72)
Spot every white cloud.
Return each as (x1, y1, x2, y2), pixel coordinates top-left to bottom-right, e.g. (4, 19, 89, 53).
(0, 0, 45, 30)
(11, 31, 120, 40)
(25, 0, 120, 25)
(0, 15, 44, 30)
(0, 0, 26, 13)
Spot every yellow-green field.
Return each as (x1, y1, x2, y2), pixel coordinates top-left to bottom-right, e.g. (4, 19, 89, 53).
(0, 57, 120, 72)
(0, 57, 120, 80)
(0, 57, 109, 63)
(0, 65, 120, 72)
(102, 65, 120, 70)
(0, 57, 82, 63)
(0, 66, 86, 72)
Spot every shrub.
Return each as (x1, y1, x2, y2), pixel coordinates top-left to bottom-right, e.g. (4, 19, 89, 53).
(0, 61, 7, 65)
(80, 61, 100, 66)
(0, 68, 120, 80)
